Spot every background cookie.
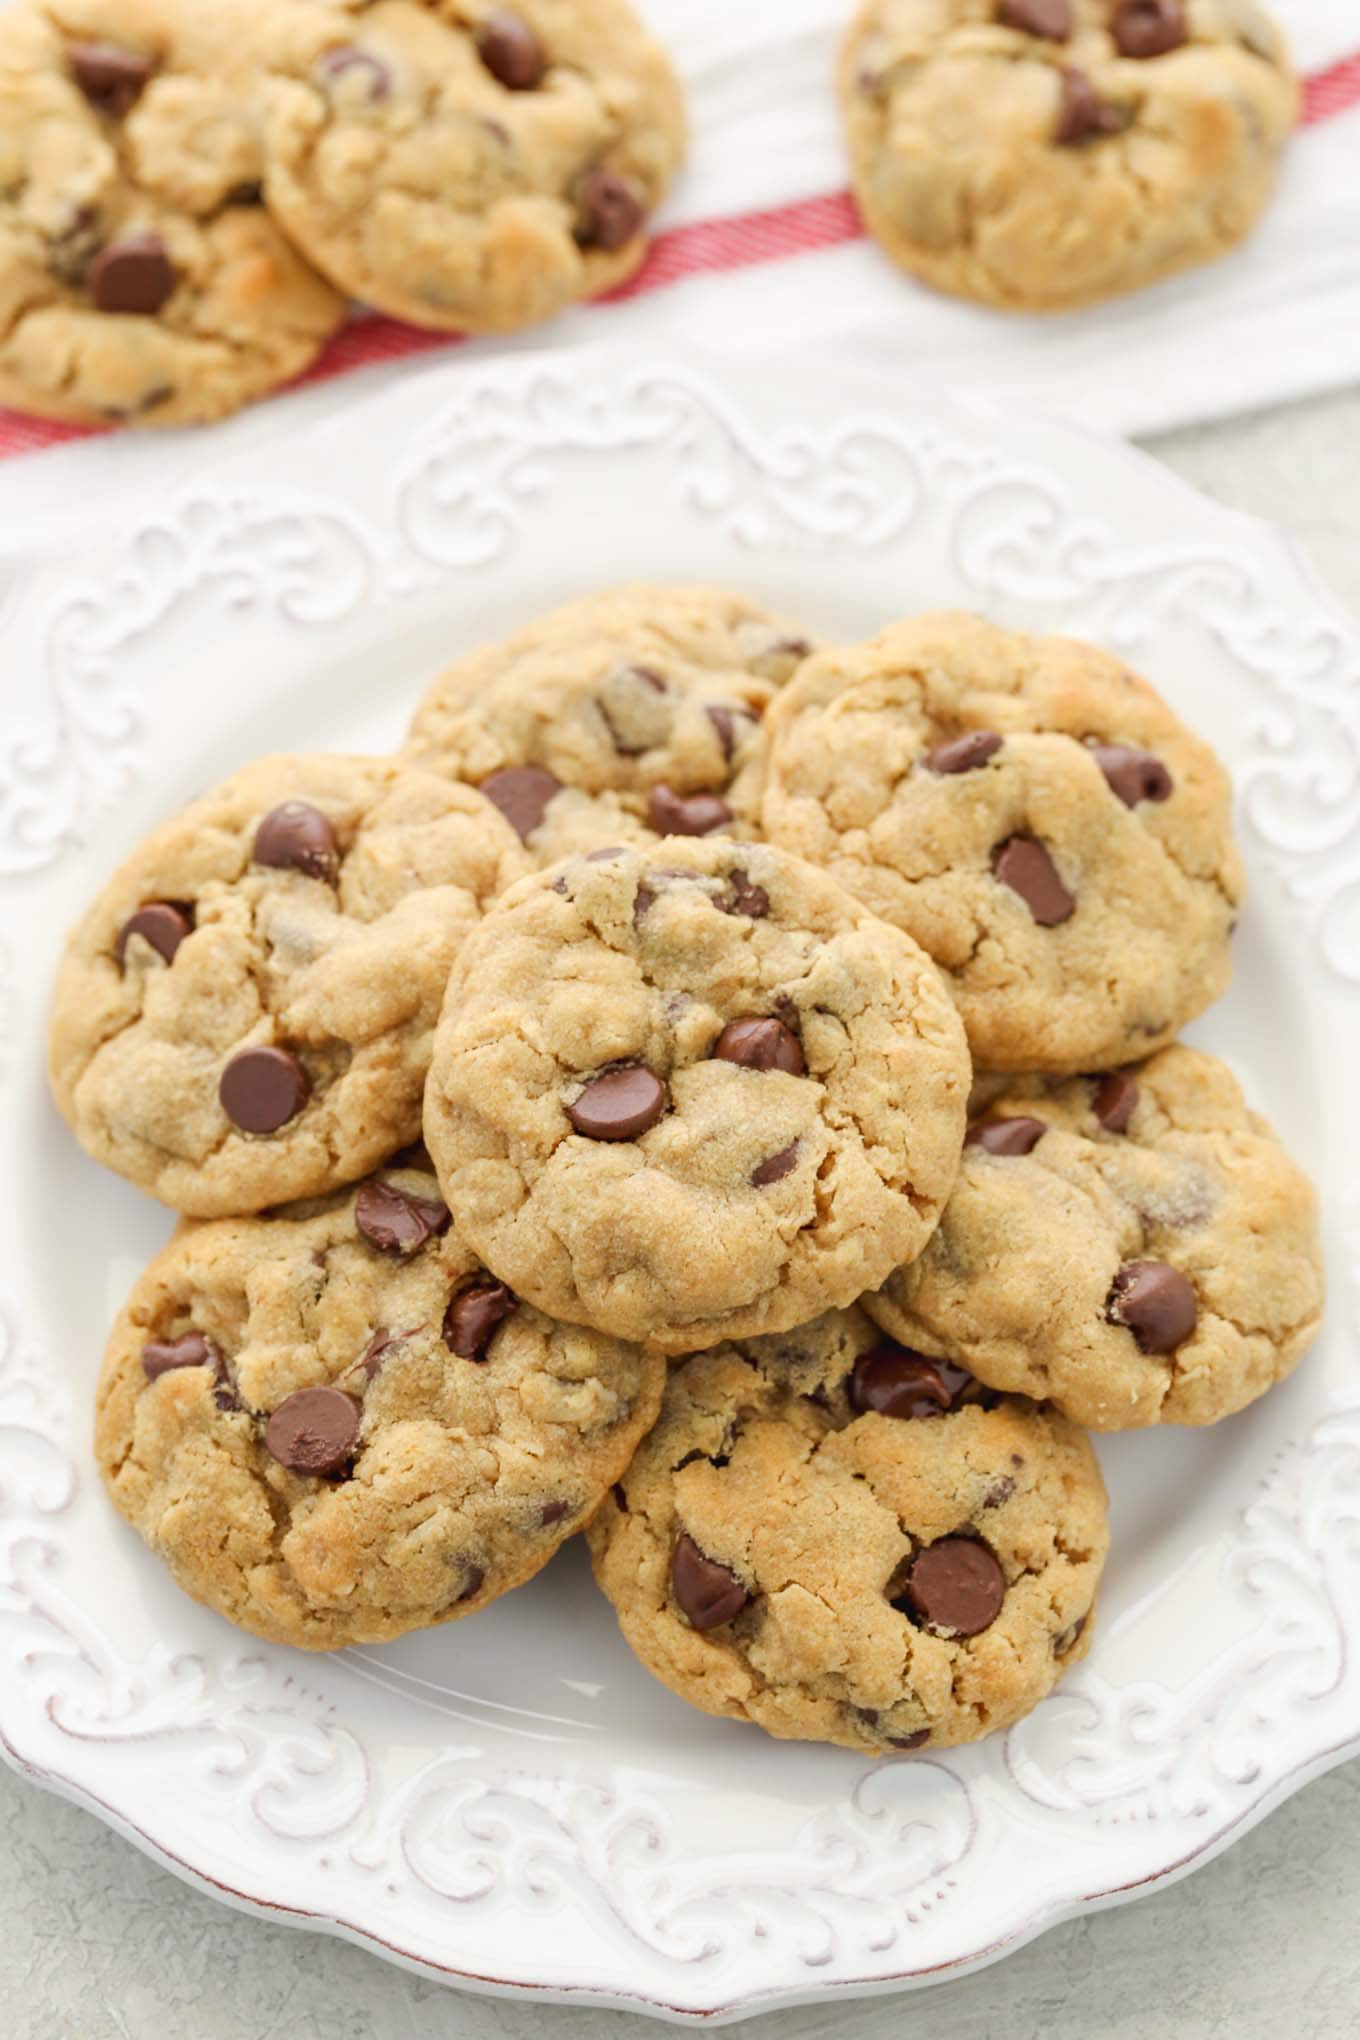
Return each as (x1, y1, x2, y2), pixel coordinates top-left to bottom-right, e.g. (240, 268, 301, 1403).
(404, 585, 813, 864)
(0, 0, 344, 427)
(841, 0, 1298, 311)
(256, 0, 687, 333)
(761, 611, 1241, 1072)
(50, 754, 530, 1216)
(423, 838, 970, 1352)
(588, 1308, 1108, 1754)
(866, 1044, 1324, 1429)
(97, 1155, 663, 1648)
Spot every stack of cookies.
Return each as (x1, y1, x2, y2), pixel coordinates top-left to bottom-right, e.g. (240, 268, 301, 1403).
(0, 0, 686, 427)
(51, 586, 1324, 1758)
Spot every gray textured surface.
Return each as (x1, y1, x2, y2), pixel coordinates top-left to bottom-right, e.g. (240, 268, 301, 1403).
(6, 385, 1359, 2039)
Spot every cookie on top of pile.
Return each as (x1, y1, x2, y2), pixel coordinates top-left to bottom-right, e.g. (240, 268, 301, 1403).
(0, 0, 686, 427)
(51, 586, 1323, 1754)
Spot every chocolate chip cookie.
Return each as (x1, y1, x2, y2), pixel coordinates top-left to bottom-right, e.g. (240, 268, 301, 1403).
(587, 1307, 1108, 1754)
(866, 1044, 1324, 1429)
(49, 754, 530, 1217)
(841, 0, 1297, 310)
(0, 0, 344, 427)
(255, 0, 686, 334)
(761, 611, 1242, 1072)
(97, 1153, 663, 1648)
(422, 838, 970, 1353)
(404, 586, 814, 865)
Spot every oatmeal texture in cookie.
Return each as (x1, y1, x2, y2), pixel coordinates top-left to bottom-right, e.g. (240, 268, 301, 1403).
(840, 0, 1297, 310)
(404, 585, 814, 864)
(761, 611, 1242, 1073)
(423, 838, 970, 1352)
(867, 1044, 1324, 1429)
(588, 1306, 1108, 1753)
(49, 753, 529, 1216)
(0, 0, 344, 426)
(97, 1156, 663, 1648)
(256, 0, 687, 333)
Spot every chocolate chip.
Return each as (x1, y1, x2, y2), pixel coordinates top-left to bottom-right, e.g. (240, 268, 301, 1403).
(927, 730, 1004, 775)
(1055, 1611, 1089, 1656)
(358, 1328, 399, 1379)
(210, 1349, 241, 1411)
(1106, 1260, 1198, 1353)
(1087, 742, 1174, 807)
(115, 901, 192, 967)
(982, 1476, 1016, 1508)
(317, 45, 392, 99)
(456, 1564, 486, 1603)
(48, 205, 102, 286)
(218, 1046, 310, 1134)
(966, 1115, 1046, 1156)
(648, 785, 733, 837)
(443, 1280, 517, 1360)
(480, 765, 561, 841)
(993, 836, 1075, 925)
(567, 1064, 666, 1140)
(576, 168, 646, 250)
(747, 634, 811, 682)
(88, 235, 177, 315)
(68, 40, 155, 115)
(850, 1345, 970, 1419)
(718, 869, 769, 918)
(999, 0, 1073, 38)
(713, 1016, 805, 1076)
(598, 666, 670, 756)
(100, 382, 173, 422)
(354, 1180, 450, 1256)
(894, 1538, 1006, 1637)
(671, 1533, 750, 1631)
(476, 9, 546, 88)
(1093, 1071, 1139, 1132)
(706, 705, 741, 761)
(1055, 67, 1125, 143)
(142, 1331, 221, 1381)
(1111, 0, 1187, 58)
(751, 1140, 799, 1187)
(888, 1728, 931, 1751)
(265, 1386, 361, 1477)
(253, 801, 339, 882)
(539, 1499, 572, 1527)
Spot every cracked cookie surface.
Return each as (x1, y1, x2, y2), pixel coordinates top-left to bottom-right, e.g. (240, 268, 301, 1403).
(0, 0, 344, 426)
(97, 1155, 663, 1648)
(422, 838, 970, 1352)
(587, 1307, 1108, 1754)
(403, 585, 814, 865)
(49, 753, 530, 1216)
(840, 0, 1297, 310)
(761, 611, 1241, 1073)
(866, 1044, 1324, 1429)
(256, 0, 686, 333)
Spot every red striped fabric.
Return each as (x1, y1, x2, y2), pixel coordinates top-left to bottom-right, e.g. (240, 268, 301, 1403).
(3, 49, 1357, 462)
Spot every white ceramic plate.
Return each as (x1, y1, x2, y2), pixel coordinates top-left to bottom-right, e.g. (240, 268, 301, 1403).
(1, 343, 1357, 2023)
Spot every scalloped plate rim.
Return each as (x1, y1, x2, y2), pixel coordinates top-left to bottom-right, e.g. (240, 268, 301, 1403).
(0, 339, 1357, 2021)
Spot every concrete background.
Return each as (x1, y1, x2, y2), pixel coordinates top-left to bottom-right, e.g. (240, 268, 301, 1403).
(6, 383, 1359, 2040)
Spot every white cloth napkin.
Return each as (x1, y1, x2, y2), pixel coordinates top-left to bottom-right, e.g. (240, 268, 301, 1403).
(2, 0, 1357, 523)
